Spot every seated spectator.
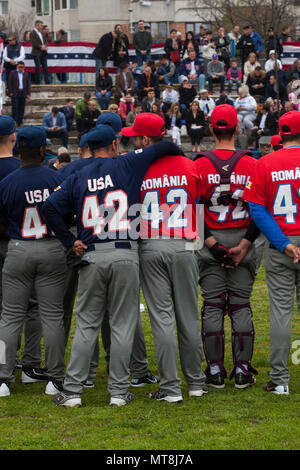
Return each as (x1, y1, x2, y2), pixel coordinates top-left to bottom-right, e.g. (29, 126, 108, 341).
(197, 88, 215, 121)
(266, 62, 287, 87)
(227, 58, 242, 94)
(258, 135, 271, 157)
(119, 91, 135, 121)
(137, 65, 160, 102)
(265, 50, 282, 73)
(126, 102, 142, 127)
(161, 83, 179, 113)
(49, 152, 71, 171)
(286, 74, 300, 98)
(179, 77, 197, 116)
(265, 73, 288, 102)
(182, 31, 199, 59)
(47, 145, 68, 168)
(164, 29, 182, 71)
(202, 31, 217, 69)
(185, 100, 205, 153)
(142, 88, 160, 112)
(251, 103, 277, 147)
(246, 66, 266, 99)
(114, 62, 134, 102)
(42, 106, 68, 148)
(80, 101, 101, 136)
(243, 52, 260, 84)
(287, 58, 300, 82)
(59, 99, 75, 133)
(215, 92, 234, 106)
(96, 66, 113, 110)
(108, 103, 120, 114)
(151, 102, 165, 120)
(280, 100, 294, 116)
(165, 102, 182, 146)
(234, 85, 257, 131)
(288, 92, 299, 110)
(130, 59, 144, 94)
(156, 55, 177, 85)
(207, 54, 225, 95)
(75, 92, 98, 130)
(179, 49, 206, 90)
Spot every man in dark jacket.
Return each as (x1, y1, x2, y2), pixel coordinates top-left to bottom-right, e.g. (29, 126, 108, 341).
(236, 26, 255, 68)
(93, 30, 118, 74)
(246, 66, 266, 99)
(133, 20, 153, 66)
(59, 99, 75, 133)
(251, 103, 277, 146)
(3, 34, 25, 83)
(8, 62, 31, 127)
(265, 28, 283, 58)
(30, 19, 49, 84)
(79, 101, 100, 137)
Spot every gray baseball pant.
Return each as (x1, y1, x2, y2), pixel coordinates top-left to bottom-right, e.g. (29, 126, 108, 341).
(0, 239, 66, 382)
(264, 235, 300, 385)
(63, 242, 140, 398)
(254, 233, 267, 275)
(140, 239, 205, 397)
(198, 229, 256, 378)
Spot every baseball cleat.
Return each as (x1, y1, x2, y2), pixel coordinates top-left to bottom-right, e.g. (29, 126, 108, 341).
(131, 371, 160, 387)
(205, 372, 225, 389)
(22, 367, 48, 384)
(45, 380, 64, 395)
(149, 389, 183, 403)
(0, 382, 10, 397)
(109, 392, 135, 407)
(82, 380, 95, 389)
(263, 381, 289, 395)
(235, 373, 256, 389)
(189, 386, 209, 397)
(52, 391, 82, 407)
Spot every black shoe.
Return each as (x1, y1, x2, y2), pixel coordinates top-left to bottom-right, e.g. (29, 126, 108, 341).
(235, 373, 256, 389)
(131, 371, 160, 387)
(263, 381, 289, 395)
(205, 372, 225, 389)
(22, 367, 48, 384)
(149, 389, 183, 403)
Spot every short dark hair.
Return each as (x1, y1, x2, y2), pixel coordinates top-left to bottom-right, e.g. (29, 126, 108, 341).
(147, 88, 155, 94)
(262, 103, 270, 112)
(206, 30, 212, 35)
(51, 107, 59, 114)
(119, 62, 129, 70)
(134, 102, 142, 108)
(114, 24, 121, 30)
(83, 92, 91, 100)
(170, 29, 177, 34)
(66, 98, 73, 103)
(17, 61, 25, 66)
(19, 146, 45, 161)
(281, 132, 300, 143)
(57, 153, 71, 164)
(138, 20, 144, 24)
(35, 20, 43, 26)
(272, 145, 283, 151)
(254, 66, 262, 71)
(148, 135, 164, 144)
(212, 124, 237, 141)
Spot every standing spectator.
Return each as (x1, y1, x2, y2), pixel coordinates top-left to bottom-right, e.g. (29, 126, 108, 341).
(59, 99, 75, 133)
(280, 26, 291, 43)
(161, 84, 179, 114)
(182, 31, 199, 59)
(95, 66, 113, 110)
(42, 25, 53, 42)
(178, 77, 197, 116)
(202, 31, 217, 69)
(156, 55, 177, 85)
(80, 101, 101, 136)
(93, 30, 118, 74)
(137, 66, 159, 102)
(165, 103, 182, 146)
(133, 20, 153, 66)
(243, 52, 261, 84)
(164, 29, 182, 72)
(236, 26, 255, 69)
(227, 58, 242, 94)
(207, 53, 225, 95)
(113, 24, 129, 67)
(114, 62, 134, 102)
(249, 25, 264, 58)
(126, 102, 142, 127)
(265, 27, 283, 58)
(8, 62, 30, 127)
(265, 50, 282, 73)
(265, 73, 288, 102)
(246, 66, 266, 99)
(3, 34, 25, 83)
(213, 26, 230, 70)
(119, 92, 135, 121)
(23, 31, 31, 41)
(228, 25, 241, 57)
(30, 20, 49, 85)
(179, 49, 206, 90)
(234, 84, 257, 131)
(251, 103, 277, 146)
(55, 29, 68, 83)
(141, 88, 159, 113)
(42, 106, 68, 148)
(197, 88, 216, 120)
(185, 100, 205, 153)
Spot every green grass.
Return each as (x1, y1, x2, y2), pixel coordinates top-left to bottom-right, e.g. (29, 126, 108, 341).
(0, 266, 300, 450)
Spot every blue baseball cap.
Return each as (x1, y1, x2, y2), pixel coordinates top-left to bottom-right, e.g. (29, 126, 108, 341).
(17, 126, 47, 148)
(96, 113, 122, 137)
(0, 115, 16, 136)
(86, 125, 117, 150)
(79, 132, 89, 148)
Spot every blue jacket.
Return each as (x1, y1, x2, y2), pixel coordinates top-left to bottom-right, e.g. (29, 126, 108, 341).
(42, 112, 67, 131)
(180, 57, 205, 77)
(251, 31, 264, 53)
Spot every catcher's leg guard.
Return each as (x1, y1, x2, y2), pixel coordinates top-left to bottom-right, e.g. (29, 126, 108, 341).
(227, 290, 258, 380)
(201, 293, 227, 378)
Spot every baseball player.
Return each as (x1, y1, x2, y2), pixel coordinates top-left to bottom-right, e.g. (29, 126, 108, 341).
(42, 121, 181, 407)
(244, 110, 300, 395)
(0, 126, 67, 398)
(270, 134, 283, 152)
(194, 104, 259, 390)
(122, 114, 207, 402)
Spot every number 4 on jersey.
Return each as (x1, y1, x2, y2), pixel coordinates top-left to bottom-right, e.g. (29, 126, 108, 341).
(273, 183, 298, 224)
(22, 207, 47, 239)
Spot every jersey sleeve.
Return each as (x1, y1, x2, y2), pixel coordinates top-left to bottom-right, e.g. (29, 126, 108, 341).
(243, 159, 267, 206)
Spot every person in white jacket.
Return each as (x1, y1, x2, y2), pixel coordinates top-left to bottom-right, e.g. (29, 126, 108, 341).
(265, 50, 282, 73)
(234, 85, 257, 130)
(197, 88, 215, 120)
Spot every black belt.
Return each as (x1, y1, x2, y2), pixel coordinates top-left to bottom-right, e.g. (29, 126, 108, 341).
(86, 242, 133, 252)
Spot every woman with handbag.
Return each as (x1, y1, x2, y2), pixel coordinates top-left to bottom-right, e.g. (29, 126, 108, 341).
(164, 29, 182, 81)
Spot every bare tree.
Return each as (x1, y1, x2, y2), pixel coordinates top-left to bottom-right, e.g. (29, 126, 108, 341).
(0, 9, 35, 41)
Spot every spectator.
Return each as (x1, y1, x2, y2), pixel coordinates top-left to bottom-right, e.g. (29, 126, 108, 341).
(95, 66, 113, 110)
(23, 31, 31, 41)
(287, 58, 300, 82)
(249, 25, 264, 58)
(270, 134, 283, 152)
(137, 65, 159, 102)
(265, 50, 282, 73)
(165, 102, 182, 146)
(3, 34, 25, 83)
(75, 92, 97, 119)
(236, 26, 255, 69)
(266, 62, 287, 88)
(93, 29, 118, 74)
(258, 135, 271, 156)
(42, 25, 53, 42)
(55, 29, 68, 83)
(228, 25, 241, 57)
(287, 74, 300, 97)
(126, 102, 142, 127)
(288, 92, 299, 110)
(243, 52, 260, 84)
(227, 58, 242, 94)
(251, 103, 277, 146)
(156, 55, 177, 85)
(8, 61, 30, 127)
(265, 27, 283, 58)
(161, 84, 179, 114)
(202, 31, 216, 68)
(164, 29, 182, 71)
(80, 101, 101, 136)
(215, 92, 234, 106)
(133, 20, 153, 66)
(280, 100, 294, 116)
(246, 66, 266, 99)
(141, 88, 159, 112)
(113, 24, 129, 66)
(180, 49, 206, 90)
(30, 20, 49, 84)
(151, 102, 165, 120)
(213, 26, 230, 70)
(182, 31, 199, 59)
(114, 62, 134, 102)
(108, 103, 119, 113)
(280, 26, 291, 43)
(146, 59, 156, 74)
(179, 77, 197, 116)
(119, 91, 135, 120)
(207, 53, 225, 95)
(265, 73, 288, 102)
(42, 106, 68, 147)
(49, 153, 71, 171)
(197, 88, 215, 121)
(59, 99, 75, 133)
(185, 100, 205, 153)
(234, 84, 257, 131)
(130, 59, 143, 94)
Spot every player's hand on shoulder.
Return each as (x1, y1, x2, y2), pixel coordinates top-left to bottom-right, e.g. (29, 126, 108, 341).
(72, 239, 88, 257)
(284, 243, 300, 263)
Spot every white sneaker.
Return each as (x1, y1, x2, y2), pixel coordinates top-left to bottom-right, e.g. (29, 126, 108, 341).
(189, 387, 208, 397)
(45, 380, 63, 396)
(149, 389, 183, 403)
(109, 392, 135, 407)
(52, 392, 82, 407)
(0, 382, 10, 397)
(22, 368, 48, 384)
(264, 382, 289, 395)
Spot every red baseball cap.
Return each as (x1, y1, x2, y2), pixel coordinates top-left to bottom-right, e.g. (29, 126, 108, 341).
(270, 135, 282, 146)
(122, 113, 166, 137)
(211, 104, 238, 129)
(279, 111, 300, 135)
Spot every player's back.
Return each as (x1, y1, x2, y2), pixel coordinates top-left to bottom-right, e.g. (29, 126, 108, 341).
(0, 157, 20, 182)
(60, 156, 94, 178)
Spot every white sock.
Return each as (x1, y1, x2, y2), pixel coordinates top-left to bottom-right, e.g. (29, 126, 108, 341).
(236, 364, 248, 375)
(210, 365, 220, 375)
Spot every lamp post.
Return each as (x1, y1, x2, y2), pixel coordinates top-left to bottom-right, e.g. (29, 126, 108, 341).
(271, 0, 280, 119)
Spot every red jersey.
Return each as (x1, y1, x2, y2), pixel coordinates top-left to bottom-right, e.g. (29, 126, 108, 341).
(244, 147, 300, 235)
(140, 155, 201, 240)
(194, 149, 255, 230)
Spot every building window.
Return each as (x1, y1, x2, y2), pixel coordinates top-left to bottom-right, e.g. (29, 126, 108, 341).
(70, 0, 78, 8)
(0, 1, 8, 14)
(70, 30, 80, 41)
(43, 0, 50, 15)
(36, 0, 50, 15)
(55, 0, 60, 10)
(185, 23, 211, 36)
(36, 0, 42, 15)
(62, 0, 67, 8)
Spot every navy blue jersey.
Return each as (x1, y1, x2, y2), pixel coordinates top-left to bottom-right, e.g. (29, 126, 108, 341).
(0, 157, 20, 182)
(60, 156, 94, 179)
(48, 142, 178, 245)
(0, 166, 63, 240)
